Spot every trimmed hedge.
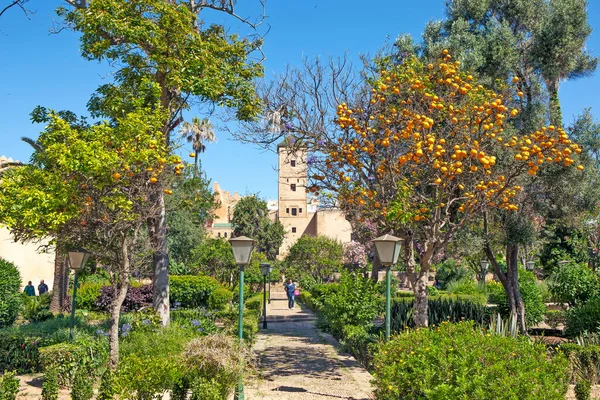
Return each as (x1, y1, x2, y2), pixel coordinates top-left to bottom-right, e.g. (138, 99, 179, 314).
(39, 340, 108, 387)
(244, 294, 264, 312)
(374, 321, 568, 400)
(390, 296, 489, 332)
(169, 275, 221, 308)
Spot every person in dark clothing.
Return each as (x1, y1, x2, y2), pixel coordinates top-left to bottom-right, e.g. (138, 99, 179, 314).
(284, 278, 296, 309)
(24, 281, 36, 296)
(38, 280, 49, 295)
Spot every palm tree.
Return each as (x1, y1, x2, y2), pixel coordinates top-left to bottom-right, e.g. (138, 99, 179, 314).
(179, 117, 216, 174)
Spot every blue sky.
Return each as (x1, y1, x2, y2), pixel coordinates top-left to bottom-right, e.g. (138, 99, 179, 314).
(1, 0, 599, 200)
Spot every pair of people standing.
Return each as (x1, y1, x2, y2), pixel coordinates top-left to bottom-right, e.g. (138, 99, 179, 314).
(284, 279, 298, 309)
(23, 280, 48, 296)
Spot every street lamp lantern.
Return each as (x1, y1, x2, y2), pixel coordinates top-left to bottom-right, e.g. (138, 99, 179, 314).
(68, 248, 91, 272)
(68, 248, 91, 341)
(229, 236, 255, 400)
(480, 260, 489, 285)
(526, 261, 535, 271)
(370, 234, 403, 342)
(372, 234, 403, 266)
(260, 263, 272, 330)
(230, 236, 254, 266)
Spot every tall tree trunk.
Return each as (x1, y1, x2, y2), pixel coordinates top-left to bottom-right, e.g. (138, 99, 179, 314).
(370, 256, 381, 282)
(546, 78, 563, 128)
(506, 244, 526, 332)
(108, 237, 131, 369)
(150, 190, 170, 326)
(404, 237, 429, 327)
(49, 249, 67, 313)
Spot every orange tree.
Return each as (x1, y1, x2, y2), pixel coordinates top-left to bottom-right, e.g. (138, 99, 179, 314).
(316, 52, 583, 327)
(0, 107, 178, 368)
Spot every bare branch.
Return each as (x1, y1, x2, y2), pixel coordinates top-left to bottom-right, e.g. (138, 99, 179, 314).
(0, 0, 33, 19)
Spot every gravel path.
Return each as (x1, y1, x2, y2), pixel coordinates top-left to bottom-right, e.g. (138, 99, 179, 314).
(245, 287, 374, 400)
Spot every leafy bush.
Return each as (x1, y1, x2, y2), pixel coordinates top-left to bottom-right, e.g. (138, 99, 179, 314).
(391, 296, 489, 331)
(39, 339, 108, 387)
(75, 282, 104, 310)
(486, 281, 506, 304)
(169, 275, 221, 308)
(297, 291, 315, 311)
(181, 334, 253, 400)
(340, 325, 379, 370)
(309, 283, 339, 311)
(0, 258, 22, 328)
(71, 367, 93, 400)
(20, 293, 53, 323)
(94, 284, 153, 312)
(560, 343, 600, 385)
(446, 278, 487, 301)
(373, 321, 568, 399)
(220, 309, 259, 342)
(575, 379, 591, 400)
(41, 368, 59, 400)
(0, 371, 19, 400)
(434, 259, 474, 289)
(565, 300, 600, 337)
(114, 325, 200, 400)
(244, 294, 263, 312)
(550, 262, 599, 307)
(321, 272, 380, 338)
(97, 369, 116, 400)
(494, 270, 546, 327)
(207, 287, 232, 311)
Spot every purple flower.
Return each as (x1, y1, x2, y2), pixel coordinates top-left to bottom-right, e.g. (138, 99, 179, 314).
(307, 154, 317, 165)
(368, 175, 376, 182)
(191, 319, 201, 327)
(317, 139, 325, 146)
(142, 319, 151, 325)
(121, 323, 132, 333)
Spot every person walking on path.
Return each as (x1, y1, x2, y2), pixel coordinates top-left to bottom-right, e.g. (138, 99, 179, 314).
(284, 278, 296, 309)
(38, 280, 49, 295)
(24, 281, 35, 296)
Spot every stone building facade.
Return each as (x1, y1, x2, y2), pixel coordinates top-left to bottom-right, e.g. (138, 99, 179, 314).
(207, 144, 353, 257)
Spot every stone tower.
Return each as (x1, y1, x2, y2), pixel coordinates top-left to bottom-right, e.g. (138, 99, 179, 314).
(277, 141, 311, 255)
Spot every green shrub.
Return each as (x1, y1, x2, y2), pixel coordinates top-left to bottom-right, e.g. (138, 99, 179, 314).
(97, 369, 116, 400)
(0, 332, 51, 373)
(574, 379, 591, 400)
(446, 278, 487, 298)
(75, 282, 105, 311)
(321, 272, 379, 338)
(560, 343, 600, 384)
(565, 300, 600, 337)
(71, 367, 93, 400)
(114, 326, 196, 400)
(391, 296, 489, 331)
(494, 270, 546, 327)
(340, 325, 379, 370)
(244, 294, 263, 312)
(297, 291, 315, 311)
(550, 262, 599, 307)
(39, 339, 108, 387)
(0, 371, 19, 400)
(486, 281, 506, 304)
(169, 275, 221, 308)
(41, 368, 59, 400)
(207, 287, 232, 311)
(20, 293, 53, 323)
(427, 286, 439, 296)
(309, 283, 340, 311)
(182, 334, 253, 400)
(434, 259, 474, 289)
(0, 258, 22, 328)
(373, 321, 568, 399)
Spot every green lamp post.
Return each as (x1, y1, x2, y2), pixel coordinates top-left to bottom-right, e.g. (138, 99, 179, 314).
(259, 263, 272, 329)
(371, 234, 402, 341)
(229, 236, 254, 400)
(68, 248, 91, 341)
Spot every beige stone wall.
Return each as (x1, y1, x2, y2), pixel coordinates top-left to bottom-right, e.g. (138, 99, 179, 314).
(0, 226, 55, 290)
(315, 208, 353, 244)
